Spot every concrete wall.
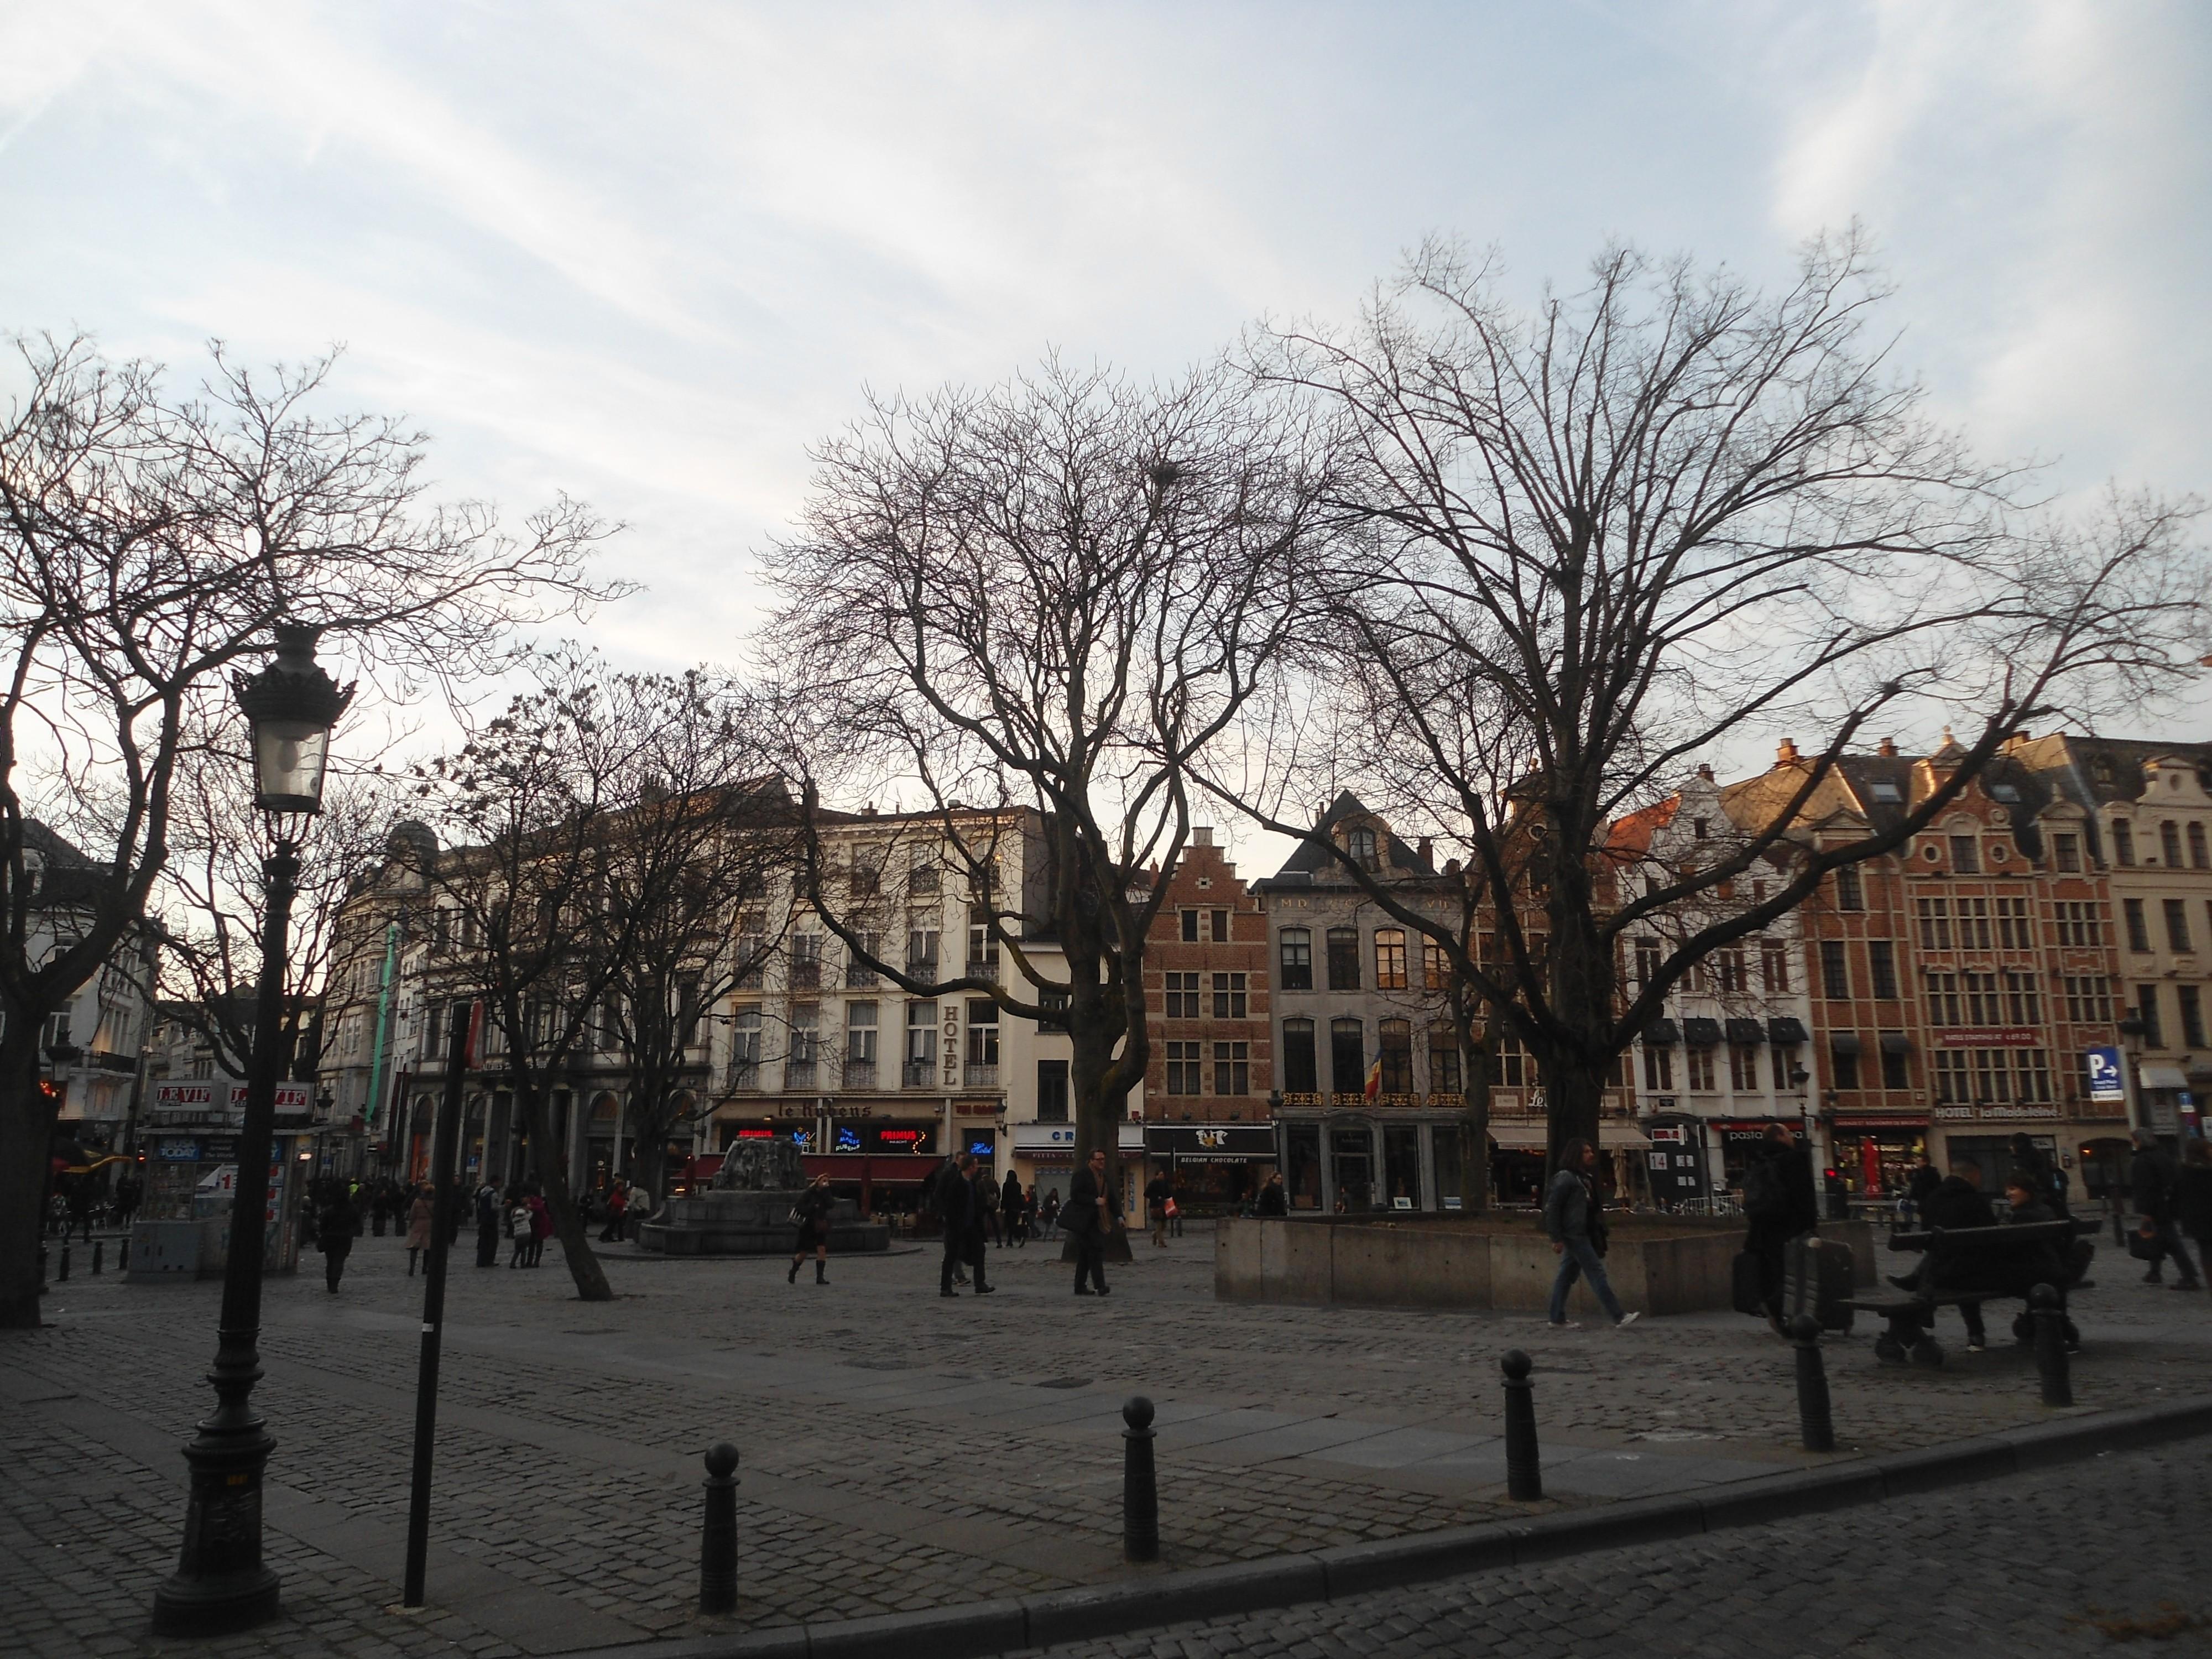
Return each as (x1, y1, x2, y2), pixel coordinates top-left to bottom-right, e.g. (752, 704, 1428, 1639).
(1218, 1217, 1875, 1315)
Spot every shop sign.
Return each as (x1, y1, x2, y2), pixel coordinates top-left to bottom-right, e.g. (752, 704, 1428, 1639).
(1931, 1104, 2058, 1122)
(1934, 1029, 2040, 1048)
(2085, 1047, 2125, 1104)
(152, 1083, 218, 1110)
(153, 1136, 205, 1162)
(1647, 1125, 1687, 1144)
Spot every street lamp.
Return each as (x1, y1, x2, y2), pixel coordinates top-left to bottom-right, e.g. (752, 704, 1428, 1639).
(152, 624, 351, 1636)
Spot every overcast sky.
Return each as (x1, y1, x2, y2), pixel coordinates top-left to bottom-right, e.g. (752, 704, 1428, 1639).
(3, 1, 2206, 837)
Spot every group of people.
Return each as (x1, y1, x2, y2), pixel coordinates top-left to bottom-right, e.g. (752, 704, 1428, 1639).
(305, 1173, 577, 1291)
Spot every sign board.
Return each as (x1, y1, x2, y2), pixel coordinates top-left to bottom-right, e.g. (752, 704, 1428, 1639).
(2085, 1047, 2126, 1104)
(1645, 1140, 1708, 1205)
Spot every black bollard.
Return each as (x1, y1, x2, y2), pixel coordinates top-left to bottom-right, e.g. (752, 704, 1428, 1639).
(92, 1240, 104, 1276)
(1501, 1349, 1542, 1501)
(57, 1245, 69, 1282)
(1121, 1396, 1159, 1562)
(699, 1442, 739, 1614)
(1790, 1314, 1836, 1452)
(2031, 1284, 2073, 1408)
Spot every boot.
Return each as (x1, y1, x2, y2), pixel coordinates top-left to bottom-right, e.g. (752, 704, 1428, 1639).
(789, 1259, 800, 1284)
(815, 1261, 827, 1285)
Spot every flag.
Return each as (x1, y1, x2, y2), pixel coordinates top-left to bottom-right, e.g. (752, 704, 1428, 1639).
(1363, 1056, 1383, 1101)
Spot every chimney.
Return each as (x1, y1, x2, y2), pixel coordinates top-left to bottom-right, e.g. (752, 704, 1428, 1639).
(1192, 826, 1214, 847)
(1417, 836, 1433, 864)
(1696, 764, 1714, 781)
(1777, 738, 1799, 764)
(1877, 738, 1898, 758)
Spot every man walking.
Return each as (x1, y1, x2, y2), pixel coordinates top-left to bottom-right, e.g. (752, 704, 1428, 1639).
(938, 1151, 978, 1297)
(964, 1160, 995, 1294)
(1144, 1168, 1172, 1248)
(1741, 1121, 1820, 1334)
(1545, 1138, 1637, 1329)
(1067, 1147, 1117, 1296)
(2131, 1128, 2202, 1290)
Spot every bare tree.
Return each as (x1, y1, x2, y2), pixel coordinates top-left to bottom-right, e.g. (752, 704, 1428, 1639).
(400, 650, 790, 1301)
(1229, 233, 2207, 1170)
(765, 357, 1339, 1207)
(0, 333, 619, 1326)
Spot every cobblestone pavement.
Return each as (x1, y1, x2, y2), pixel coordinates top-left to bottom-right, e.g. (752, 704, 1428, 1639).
(1014, 1436, 2212, 1658)
(4, 1222, 2210, 1658)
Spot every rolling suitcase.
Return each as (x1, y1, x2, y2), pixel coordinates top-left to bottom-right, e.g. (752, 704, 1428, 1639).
(1782, 1234, 1855, 1333)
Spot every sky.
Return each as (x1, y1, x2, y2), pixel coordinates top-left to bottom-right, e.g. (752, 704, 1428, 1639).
(2, 0, 2207, 858)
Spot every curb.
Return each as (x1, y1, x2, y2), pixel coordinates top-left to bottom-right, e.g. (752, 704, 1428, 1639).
(560, 1395, 2212, 1659)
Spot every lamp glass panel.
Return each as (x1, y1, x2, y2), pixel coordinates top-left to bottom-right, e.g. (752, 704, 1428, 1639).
(253, 719, 331, 811)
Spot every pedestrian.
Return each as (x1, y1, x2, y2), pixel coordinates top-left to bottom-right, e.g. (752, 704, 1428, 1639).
(1887, 1156, 1999, 1348)
(2179, 1139, 2212, 1282)
(937, 1152, 978, 1297)
(314, 1182, 357, 1292)
(404, 1186, 434, 1276)
(473, 1181, 502, 1268)
(1039, 1187, 1061, 1239)
(114, 1170, 142, 1230)
(508, 1192, 533, 1268)
(598, 1182, 627, 1244)
(964, 1160, 995, 1293)
(626, 1178, 651, 1241)
(1544, 1137, 1637, 1329)
(2131, 1128, 2202, 1290)
(1256, 1172, 1289, 1217)
(1000, 1168, 1024, 1248)
(2008, 1132, 2070, 1219)
(1144, 1168, 1172, 1248)
(787, 1172, 837, 1285)
(371, 1182, 392, 1238)
(526, 1187, 551, 1267)
(1066, 1147, 1117, 1296)
(1740, 1121, 1819, 1335)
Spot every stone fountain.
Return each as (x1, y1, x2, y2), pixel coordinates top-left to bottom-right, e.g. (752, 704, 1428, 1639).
(637, 1139, 889, 1256)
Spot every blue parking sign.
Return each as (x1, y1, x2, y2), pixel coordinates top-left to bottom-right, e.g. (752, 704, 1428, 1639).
(2085, 1046, 2125, 1103)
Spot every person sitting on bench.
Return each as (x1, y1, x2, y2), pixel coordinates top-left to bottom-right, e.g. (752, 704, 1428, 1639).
(1887, 1157, 1998, 1347)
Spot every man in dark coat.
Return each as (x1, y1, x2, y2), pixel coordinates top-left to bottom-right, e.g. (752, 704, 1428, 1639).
(315, 1184, 358, 1292)
(1067, 1147, 1116, 1296)
(937, 1153, 977, 1297)
(1000, 1168, 1025, 1247)
(2131, 1128, 2201, 1288)
(474, 1182, 502, 1267)
(1890, 1156, 2000, 1346)
(1742, 1123, 1819, 1333)
(963, 1164, 995, 1293)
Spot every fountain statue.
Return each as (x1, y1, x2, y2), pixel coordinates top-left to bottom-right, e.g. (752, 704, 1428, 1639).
(639, 1133, 887, 1258)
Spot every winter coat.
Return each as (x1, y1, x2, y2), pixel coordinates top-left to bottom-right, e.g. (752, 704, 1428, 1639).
(1256, 1180, 1288, 1217)
(316, 1196, 357, 1254)
(405, 1195, 435, 1249)
(2177, 1164, 2212, 1242)
(793, 1185, 836, 1241)
(936, 1169, 974, 1233)
(1543, 1167, 1597, 1244)
(1000, 1172, 1024, 1222)
(2131, 1145, 2181, 1223)
(1922, 1175, 1997, 1233)
(527, 1195, 552, 1240)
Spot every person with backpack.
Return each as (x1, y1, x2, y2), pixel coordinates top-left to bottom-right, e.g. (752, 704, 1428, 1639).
(2131, 1128, 2201, 1290)
(1544, 1138, 1636, 1329)
(1741, 1121, 1819, 1336)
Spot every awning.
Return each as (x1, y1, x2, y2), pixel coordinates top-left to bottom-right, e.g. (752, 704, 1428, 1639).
(1829, 1033, 1864, 1056)
(1642, 1019, 1680, 1047)
(2141, 1062, 2192, 1091)
(1766, 1017, 1809, 1046)
(1724, 1018, 1766, 1046)
(1599, 1123, 1652, 1150)
(1879, 1032, 1912, 1055)
(1488, 1124, 1547, 1149)
(1485, 1124, 1650, 1150)
(1681, 1018, 1723, 1047)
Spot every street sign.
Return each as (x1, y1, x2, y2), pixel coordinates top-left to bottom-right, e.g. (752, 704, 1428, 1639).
(2085, 1047, 2125, 1104)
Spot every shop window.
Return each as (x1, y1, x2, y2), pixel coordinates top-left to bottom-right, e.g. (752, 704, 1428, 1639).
(1211, 971, 1248, 1019)
(1286, 1124, 1322, 1209)
(1165, 1041, 1202, 1094)
(1432, 1126, 1465, 1206)
(1329, 1019, 1366, 1093)
(1279, 928, 1313, 990)
(1374, 928, 1407, 990)
(1642, 1045, 1673, 1092)
(1036, 1060, 1070, 1122)
(1281, 1018, 1317, 1093)
(1383, 1125, 1422, 1208)
(1378, 1019, 1413, 1093)
(1212, 1041, 1250, 1095)
(1326, 927, 1361, 990)
(1163, 971, 1199, 1019)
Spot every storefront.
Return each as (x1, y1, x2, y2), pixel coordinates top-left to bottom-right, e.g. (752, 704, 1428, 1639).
(1826, 1114, 1930, 1201)
(1144, 1124, 1276, 1213)
(1929, 1104, 2060, 1192)
(1010, 1122, 1145, 1218)
(1279, 1109, 1536, 1212)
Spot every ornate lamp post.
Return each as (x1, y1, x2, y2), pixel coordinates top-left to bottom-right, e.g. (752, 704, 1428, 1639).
(152, 625, 351, 1635)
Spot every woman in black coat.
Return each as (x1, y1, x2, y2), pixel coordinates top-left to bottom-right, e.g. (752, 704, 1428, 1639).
(787, 1173, 837, 1286)
(316, 1186, 358, 1292)
(2179, 1139, 2212, 1264)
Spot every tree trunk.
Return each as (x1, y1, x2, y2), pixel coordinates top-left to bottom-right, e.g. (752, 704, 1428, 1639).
(520, 1083, 612, 1300)
(1541, 1048, 1606, 1180)
(1065, 1015, 1134, 1264)
(0, 1032, 58, 1327)
(1458, 1020, 1491, 1216)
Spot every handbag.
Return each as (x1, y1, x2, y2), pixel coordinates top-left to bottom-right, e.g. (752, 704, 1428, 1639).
(2127, 1225, 2159, 1262)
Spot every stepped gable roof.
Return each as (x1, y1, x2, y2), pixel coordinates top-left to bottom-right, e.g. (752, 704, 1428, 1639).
(1261, 790, 1434, 885)
(1604, 796, 1679, 858)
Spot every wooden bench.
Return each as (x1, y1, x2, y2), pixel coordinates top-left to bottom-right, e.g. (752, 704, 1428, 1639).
(1846, 1218, 2095, 1368)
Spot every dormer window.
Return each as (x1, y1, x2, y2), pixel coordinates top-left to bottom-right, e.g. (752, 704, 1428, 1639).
(1347, 827, 1379, 870)
(1692, 817, 1709, 840)
(1869, 781, 1902, 804)
(1989, 783, 2020, 803)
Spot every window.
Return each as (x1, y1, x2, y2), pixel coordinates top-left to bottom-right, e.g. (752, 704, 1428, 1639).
(1970, 1048, 2011, 1104)
(1038, 990, 1069, 1034)
(2013, 1050, 2053, 1103)
(1489, 1030, 1534, 1088)
(1728, 1045, 1760, 1092)
(1772, 1044, 1797, 1090)
(1949, 836, 1980, 875)
(737, 914, 767, 987)
(422, 1000, 444, 1059)
(1428, 1028, 1462, 1094)
(1165, 1040, 1203, 1094)
(1868, 940, 1900, 1001)
(847, 931, 880, 987)
(846, 1002, 878, 1078)
(1635, 938, 1662, 988)
(1211, 971, 1248, 1019)
(1933, 1050, 1970, 1103)
(907, 860, 940, 896)
(731, 1006, 761, 1079)
(1957, 898, 1992, 952)
(1762, 941, 1791, 994)
(789, 1003, 820, 1084)
(905, 928, 940, 973)
(1684, 1047, 1716, 1092)
(967, 906, 994, 972)
(1995, 896, 2032, 951)
(1326, 927, 1361, 990)
(2001, 969, 2042, 1026)
(965, 1000, 1000, 1067)
(1377, 1019, 1412, 1093)
(1642, 1045, 1673, 1092)
(2064, 976, 2113, 1024)
(2162, 822, 2184, 867)
(1829, 1042, 1859, 1091)
(2054, 834, 2080, 873)
(2125, 899, 2152, 953)
(1819, 940, 1849, 999)
(1036, 1059, 1070, 1122)
(2137, 988, 2164, 1050)
(1329, 1019, 1365, 1093)
(2113, 820, 2136, 865)
(1163, 971, 1200, 1019)
(1715, 947, 1748, 994)
(1279, 928, 1313, 991)
(849, 852, 881, 898)
(1180, 909, 1200, 943)
(2054, 901, 2104, 948)
(1880, 1040, 1910, 1092)
(2182, 986, 2208, 1050)
(1869, 780, 1902, 803)
(2165, 899, 2193, 952)
(1963, 972, 2001, 1026)
(2192, 823, 2210, 870)
(1347, 827, 1379, 870)
(1926, 971, 1961, 1027)
(1835, 866, 1864, 910)
(1374, 928, 1407, 990)
(1282, 1018, 1317, 1093)
(790, 932, 823, 990)
(1916, 898, 1952, 951)
(1209, 909, 1231, 943)
(1692, 817, 1710, 840)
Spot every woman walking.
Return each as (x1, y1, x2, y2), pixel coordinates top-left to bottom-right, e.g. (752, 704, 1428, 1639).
(1000, 1168, 1025, 1248)
(316, 1182, 358, 1292)
(787, 1172, 837, 1285)
(597, 1181, 627, 1244)
(526, 1188, 552, 1266)
(507, 1190, 533, 1267)
(404, 1186, 435, 1277)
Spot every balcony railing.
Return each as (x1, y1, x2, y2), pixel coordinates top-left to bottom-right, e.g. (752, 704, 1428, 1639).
(843, 1060, 877, 1088)
(724, 1061, 761, 1093)
(965, 958, 998, 982)
(963, 1062, 999, 1087)
(786, 1061, 818, 1089)
(846, 963, 879, 987)
(902, 1060, 937, 1088)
